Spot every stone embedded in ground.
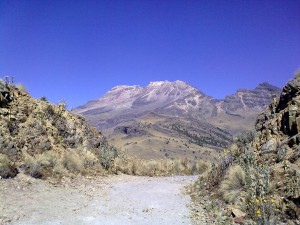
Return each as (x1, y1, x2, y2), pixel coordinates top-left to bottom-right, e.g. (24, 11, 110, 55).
(231, 208, 246, 218)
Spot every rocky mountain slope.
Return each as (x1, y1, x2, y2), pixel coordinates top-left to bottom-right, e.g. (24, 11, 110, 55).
(0, 79, 119, 179)
(252, 73, 300, 223)
(73, 80, 281, 160)
(191, 72, 300, 224)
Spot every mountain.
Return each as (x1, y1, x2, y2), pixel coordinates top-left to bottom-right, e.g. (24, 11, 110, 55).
(73, 80, 281, 161)
(75, 80, 210, 129)
(0, 80, 119, 179)
(208, 82, 282, 133)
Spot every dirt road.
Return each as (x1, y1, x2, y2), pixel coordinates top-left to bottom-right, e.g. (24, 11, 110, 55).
(0, 174, 200, 225)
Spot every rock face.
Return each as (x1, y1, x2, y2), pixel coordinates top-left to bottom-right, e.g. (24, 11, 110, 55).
(73, 80, 281, 160)
(0, 80, 118, 178)
(255, 74, 300, 160)
(254, 73, 300, 221)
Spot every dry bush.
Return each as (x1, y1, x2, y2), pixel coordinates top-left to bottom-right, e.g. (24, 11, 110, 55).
(22, 150, 75, 178)
(52, 161, 68, 176)
(113, 156, 209, 176)
(22, 151, 63, 178)
(38, 151, 57, 168)
(80, 150, 99, 167)
(0, 153, 17, 178)
(15, 83, 28, 94)
(220, 165, 246, 204)
(22, 152, 43, 178)
(141, 160, 160, 176)
(63, 150, 84, 173)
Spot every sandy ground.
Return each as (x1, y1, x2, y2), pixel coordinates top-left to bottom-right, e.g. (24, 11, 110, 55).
(0, 174, 200, 225)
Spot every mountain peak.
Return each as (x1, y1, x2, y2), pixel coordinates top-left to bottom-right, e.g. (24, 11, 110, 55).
(256, 82, 277, 89)
(109, 85, 142, 93)
(148, 81, 171, 86)
(146, 80, 194, 91)
(255, 82, 281, 94)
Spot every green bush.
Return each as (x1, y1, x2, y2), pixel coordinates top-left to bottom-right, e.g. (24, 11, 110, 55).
(94, 138, 119, 170)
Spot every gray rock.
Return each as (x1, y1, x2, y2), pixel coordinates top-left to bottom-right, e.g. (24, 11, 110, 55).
(261, 138, 278, 153)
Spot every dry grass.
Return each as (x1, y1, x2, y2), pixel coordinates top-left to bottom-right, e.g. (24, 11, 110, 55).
(63, 150, 84, 173)
(21, 149, 105, 178)
(15, 83, 28, 93)
(80, 150, 99, 167)
(113, 156, 209, 176)
(220, 165, 246, 204)
(0, 153, 13, 178)
(18, 147, 208, 178)
(22, 152, 43, 178)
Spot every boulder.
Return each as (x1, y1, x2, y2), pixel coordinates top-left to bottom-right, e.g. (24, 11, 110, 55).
(261, 138, 278, 153)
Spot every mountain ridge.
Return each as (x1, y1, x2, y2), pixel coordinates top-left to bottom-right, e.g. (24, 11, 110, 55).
(75, 80, 280, 113)
(73, 80, 281, 160)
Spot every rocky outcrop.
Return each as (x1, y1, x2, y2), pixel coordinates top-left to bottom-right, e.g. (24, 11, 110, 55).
(253, 72, 300, 222)
(255, 73, 300, 160)
(113, 126, 149, 137)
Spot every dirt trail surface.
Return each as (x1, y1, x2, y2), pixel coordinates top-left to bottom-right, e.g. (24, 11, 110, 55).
(0, 174, 199, 225)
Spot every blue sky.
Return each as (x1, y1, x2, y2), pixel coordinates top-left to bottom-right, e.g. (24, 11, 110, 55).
(1, 0, 300, 108)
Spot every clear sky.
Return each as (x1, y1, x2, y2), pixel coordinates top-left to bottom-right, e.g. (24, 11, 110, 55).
(1, 0, 300, 108)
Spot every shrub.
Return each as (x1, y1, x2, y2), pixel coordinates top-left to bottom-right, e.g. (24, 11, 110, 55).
(220, 165, 246, 204)
(0, 154, 17, 178)
(15, 83, 28, 94)
(80, 150, 99, 167)
(40, 96, 48, 102)
(38, 151, 57, 168)
(113, 156, 209, 176)
(206, 154, 233, 189)
(22, 151, 61, 178)
(63, 150, 84, 173)
(22, 152, 42, 178)
(234, 131, 255, 157)
(96, 143, 119, 170)
(237, 148, 280, 224)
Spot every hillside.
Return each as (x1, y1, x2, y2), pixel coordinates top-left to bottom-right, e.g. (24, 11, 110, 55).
(73, 80, 281, 161)
(0, 79, 119, 179)
(190, 72, 300, 224)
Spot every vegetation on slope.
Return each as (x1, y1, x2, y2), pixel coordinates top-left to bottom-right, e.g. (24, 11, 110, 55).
(0, 77, 120, 178)
(189, 72, 300, 225)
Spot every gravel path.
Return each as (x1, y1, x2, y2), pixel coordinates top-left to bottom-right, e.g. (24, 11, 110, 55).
(0, 174, 198, 225)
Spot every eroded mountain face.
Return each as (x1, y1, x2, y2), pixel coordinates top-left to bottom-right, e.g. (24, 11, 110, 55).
(73, 80, 281, 160)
